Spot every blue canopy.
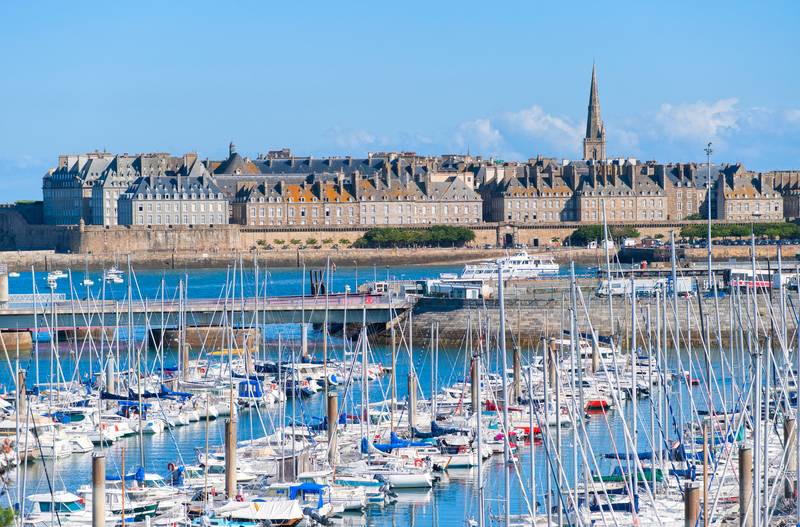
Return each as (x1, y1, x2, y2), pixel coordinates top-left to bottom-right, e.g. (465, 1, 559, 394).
(412, 421, 461, 438)
(289, 482, 326, 508)
(108, 466, 145, 483)
(159, 384, 193, 399)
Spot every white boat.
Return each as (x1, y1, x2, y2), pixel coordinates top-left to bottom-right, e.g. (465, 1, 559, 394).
(45, 270, 67, 280)
(104, 267, 124, 283)
(216, 499, 305, 525)
(460, 251, 559, 280)
(81, 278, 95, 287)
(8, 271, 20, 278)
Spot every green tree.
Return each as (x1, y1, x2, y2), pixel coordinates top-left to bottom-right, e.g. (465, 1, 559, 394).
(568, 225, 639, 246)
(306, 238, 318, 246)
(322, 238, 334, 245)
(353, 226, 476, 248)
(0, 508, 14, 527)
(289, 238, 302, 246)
(679, 222, 800, 239)
(338, 238, 351, 247)
(274, 239, 285, 245)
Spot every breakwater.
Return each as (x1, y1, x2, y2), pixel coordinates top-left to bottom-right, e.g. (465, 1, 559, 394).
(399, 290, 797, 348)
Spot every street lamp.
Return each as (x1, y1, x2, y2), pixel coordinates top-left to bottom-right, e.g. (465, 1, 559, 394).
(705, 142, 713, 291)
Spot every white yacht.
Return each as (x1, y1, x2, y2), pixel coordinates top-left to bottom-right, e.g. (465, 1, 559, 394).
(460, 251, 559, 280)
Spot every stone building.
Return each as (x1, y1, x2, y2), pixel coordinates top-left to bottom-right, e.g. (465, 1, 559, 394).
(42, 152, 114, 224)
(117, 159, 227, 226)
(356, 166, 481, 226)
(769, 171, 800, 220)
(481, 161, 578, 223)
(90, 154, 195, 226)
(574, 162, 667, 223)
(716, 164, 783, 221)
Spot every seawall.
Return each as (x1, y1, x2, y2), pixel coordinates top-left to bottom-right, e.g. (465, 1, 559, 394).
(0, 246, 614, 272)
(396, 290, 797, 349)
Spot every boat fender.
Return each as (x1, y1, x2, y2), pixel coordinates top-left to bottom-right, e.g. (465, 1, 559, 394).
(414, 458, 423, 468)
(167, 462, 176, 472)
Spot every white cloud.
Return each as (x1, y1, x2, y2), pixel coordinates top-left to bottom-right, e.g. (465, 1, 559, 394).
(654, 98, 740, 143)
(785, 109, 800, 125)
(499, 105, 582, 152)
(326, 127, 378, 150)
(453, 118, 504, 152)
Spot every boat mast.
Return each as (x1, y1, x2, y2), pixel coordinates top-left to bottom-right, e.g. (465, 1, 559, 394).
(497, 265, 511, 527)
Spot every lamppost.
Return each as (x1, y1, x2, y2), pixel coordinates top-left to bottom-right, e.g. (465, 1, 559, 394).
(705, 142, 713, 292)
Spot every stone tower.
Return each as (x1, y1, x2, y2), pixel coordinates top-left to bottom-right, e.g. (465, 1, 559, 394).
(583, 63, 606, 161)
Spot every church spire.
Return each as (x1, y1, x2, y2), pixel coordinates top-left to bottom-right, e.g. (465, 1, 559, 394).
(583, 63, 606, 161)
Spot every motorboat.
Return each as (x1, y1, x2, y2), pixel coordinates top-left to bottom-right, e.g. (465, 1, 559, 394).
(104, 267, 124, 283)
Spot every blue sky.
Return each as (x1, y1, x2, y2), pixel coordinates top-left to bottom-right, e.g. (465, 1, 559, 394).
(1, 1, 798, 200)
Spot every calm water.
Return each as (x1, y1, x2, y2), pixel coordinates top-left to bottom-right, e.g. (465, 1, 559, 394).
(1, 263, 737, 525)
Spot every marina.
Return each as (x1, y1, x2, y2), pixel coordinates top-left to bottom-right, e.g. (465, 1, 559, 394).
(0, 240, 799, 526)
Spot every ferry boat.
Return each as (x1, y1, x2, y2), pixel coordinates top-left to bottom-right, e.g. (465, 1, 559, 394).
(459, 251, 559, 280)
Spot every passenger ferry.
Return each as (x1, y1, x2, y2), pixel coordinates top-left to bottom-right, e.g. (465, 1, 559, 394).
(459, 251, 559, 280)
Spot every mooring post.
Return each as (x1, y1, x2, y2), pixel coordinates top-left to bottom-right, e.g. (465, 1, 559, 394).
(471, 354, 480, 415)
(785, 418, 797, 499)
(512, 345, 521, 404)
(225, 417, 237, 498)
(739, 446, 753, 527)
(92, 453, 106, 527)
(408, 371, 417, 432)
(327, 392, 338, 468)
(16, 368, 26, 417)
(547, 338, 557, 390)
(684, 483, 699, 527)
